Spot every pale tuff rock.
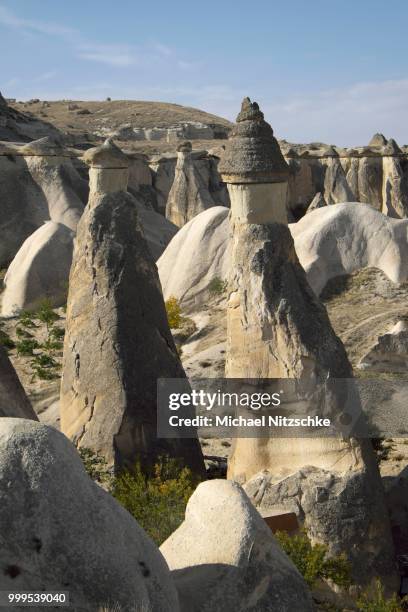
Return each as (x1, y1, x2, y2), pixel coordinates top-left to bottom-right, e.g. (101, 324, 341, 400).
(0, 143, 87, 267)
(358, 320, 408, 372)
(324, 156, 355, 204)
(1, 222, 74, 316)
(60, 140, 205, 475)
(244, 466, 397, 590)
(166, 141, 227, 227)
(382, 155, 408, 218)
(150, 152, 229, 217)
(218, 99, 397, 588)
(160, 480, 314, 612)
(158, 206, 231, 312)
(0, 418, 179, 611)
(0, 349, 37, 419)
(158, 202, 408, 310)
(292, 202, 408, 294)
(83, 137, 130, 195)
(306, 191, 327, 213)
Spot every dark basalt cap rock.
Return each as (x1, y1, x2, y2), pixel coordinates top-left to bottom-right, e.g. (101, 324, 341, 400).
(219, 97, 289, 183)
(83, 137, 130, 169)
(177, 141, 192, 153)
(0, 92, 7, 108)
(369, 133, 388, 147)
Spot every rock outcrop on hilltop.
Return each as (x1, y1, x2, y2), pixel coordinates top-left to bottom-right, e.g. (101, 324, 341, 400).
(160, 480, 314, 612)
(60, 139, 205, 475)
(0, 93, 62, 142)
(0, 418, 179, 611)
(358, 320, 408, 372)
(0, 348, 37, 419)
(217, 98, 397, 589)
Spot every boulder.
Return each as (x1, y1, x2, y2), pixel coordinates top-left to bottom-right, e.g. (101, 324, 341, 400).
(60, 140, 205, 476)
(160, 480, 314, 612)
(244, 467, 397, 590)
(2, 222, 74, 316)
(0, 418, 179, 612)
(0, 347, 37, 419)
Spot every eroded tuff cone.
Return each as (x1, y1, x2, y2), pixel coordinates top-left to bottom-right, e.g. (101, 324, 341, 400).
(0, 345, 37, 419)
(223, 100, 397, 589)
(219, 98, 289, 224)
(60, 140, 205, 475)
(165, 142, 223, 227)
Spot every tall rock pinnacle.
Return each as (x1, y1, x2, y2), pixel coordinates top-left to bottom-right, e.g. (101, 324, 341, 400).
(60, 139, 205, 476)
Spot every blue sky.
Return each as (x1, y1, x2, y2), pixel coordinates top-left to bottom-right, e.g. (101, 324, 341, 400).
(1, 0, 408, 146)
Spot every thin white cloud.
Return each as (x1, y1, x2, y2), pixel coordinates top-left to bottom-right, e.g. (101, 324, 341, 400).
(262, 78, 408, 146)
(77, 45, 140, 67)
(0, 5, 78, 41)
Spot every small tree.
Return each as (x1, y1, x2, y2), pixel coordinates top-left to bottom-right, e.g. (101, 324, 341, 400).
(165, 296, 182, 329)
(36, 299, 59, 330)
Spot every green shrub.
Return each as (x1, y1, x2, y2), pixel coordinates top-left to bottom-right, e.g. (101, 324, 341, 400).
(16, 338, 40, 356)
(18, 311, 37, 329)
(111, 457, 197, 545)
(275, 529, 351, 589)
(357, 579, 405, 611)
(49, 326, 65, 340)
(165, 296, 182, 329)
(15, 326, 33, 339)
(208, 276, 227, 296)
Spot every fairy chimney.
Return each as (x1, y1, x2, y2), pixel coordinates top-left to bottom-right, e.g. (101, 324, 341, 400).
(60, 139, 205, 476)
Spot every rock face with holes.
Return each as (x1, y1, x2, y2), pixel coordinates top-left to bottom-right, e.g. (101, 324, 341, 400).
(1, 222, 75, 316)
(0, 418, 180, 611)
(160, 479, 314, 612)
(165, 142, 228, 227)
(0, 347, 37, 419)
(60, 139, 205, 476)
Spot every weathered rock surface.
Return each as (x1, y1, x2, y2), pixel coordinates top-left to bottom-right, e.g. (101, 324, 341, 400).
(324, 156, 355, 204)
(158, 202, 408, 310)
(292, 202, 408, 294)
(158, 206, 231, 311)
(60, 140, 205, 475)
(0, 140, 87, 267)
(151, 150, 229, 218)
(0, 348, 37, 419)
(306, 191, 327, 213)
(244, 466, 397, 590)
(160, 479, 314, 612)
(166, 142, 228, 227)
(0, 418, 179, 612)
(358, 320, 408, 372)
(2, 222, 74, 316)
